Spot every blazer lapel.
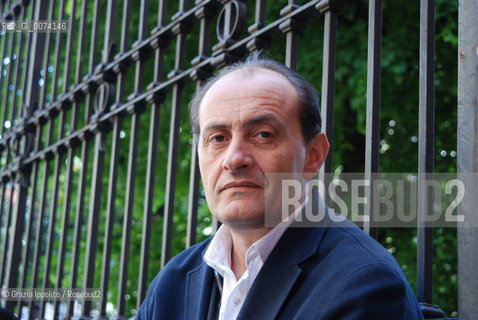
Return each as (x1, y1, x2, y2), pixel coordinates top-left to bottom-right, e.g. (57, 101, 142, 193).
(185, 262, 215, 320)
(237, 190, 332, 320)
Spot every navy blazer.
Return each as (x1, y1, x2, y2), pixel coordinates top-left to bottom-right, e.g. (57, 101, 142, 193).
(138, 200, 424, 320)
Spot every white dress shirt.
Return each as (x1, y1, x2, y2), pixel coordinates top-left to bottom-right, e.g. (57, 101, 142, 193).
(203, 198, 308, 320)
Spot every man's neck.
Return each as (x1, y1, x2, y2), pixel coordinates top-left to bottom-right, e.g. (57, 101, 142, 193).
(228, 226, 271, 280)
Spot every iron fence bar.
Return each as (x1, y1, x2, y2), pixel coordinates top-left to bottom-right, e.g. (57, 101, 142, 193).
(186, 2, 216, 249)
(39, 135, 64, 320)
(18, 7, 43, 305)
(66, 102, 87, 319)
(67, 0, 93, 316)
(87, 0, 101, 75)
(363, 0, 382, 239)
(417, 0, 435, 305)
(0, 183, 6, 268)
(18, 164, 38, 316)
(80, 0, 105, 315)
(186, 137, 200, 248)
(457, 1, 478, 318)
(119, 0, 132, 54)
(161, 85, 183, 267)
(2, 113, 23, 305)
(50, 0, 67, 100)
(0, 27, 11, 134)
(45, 108, 68, 320)
(117, 111, 141, 317)
(0, 77, 15, 290)
(2, 24, 17, 132)
(136, 0, 169, 307)
(50, 1, 70, 316)
(161, 0, 191, 267)
(23, 1, 49, 317)
(250, 0, 266, 34)
(53, 132, 74, 319)
(0, 182, 14, 286)
(18, 131, 41, 318)
(318, 3, 339, 195)
(39, 0, 56, 107)
(99, 0, 132, 316)
(38, 0, 68, 316)
(9, 5, 27, 124)
(4, 155, 30, 312)
(102, 0, 117, 64)
(18, 2, 33, 120)
(53, 151, 73, 318)
(74, 0, 90, 85)
(137, 99, 160, 305)
(281, 0, 300, 70)
(32, 73, 57, 319)
(24, 0, 48, 113)
(81, 114, 106, 318)
(55, 0, 77, 316)
(97, 0, 120, 316)
(99, 116, 121, 317)
(34, 128, 54, 320)
(61, 0, 77, 92)
(117, 0, 150, 316)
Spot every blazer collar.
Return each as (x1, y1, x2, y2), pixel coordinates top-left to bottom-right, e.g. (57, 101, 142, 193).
(185, 244, 217, 320)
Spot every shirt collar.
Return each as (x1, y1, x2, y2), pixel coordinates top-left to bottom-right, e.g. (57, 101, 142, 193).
(204, 196, 309, 275)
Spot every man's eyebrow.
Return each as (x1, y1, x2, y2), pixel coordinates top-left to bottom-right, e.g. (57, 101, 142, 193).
(200, 114, 283, 134)
(201, 123, 230, 134)
(243, 114, 282, 128)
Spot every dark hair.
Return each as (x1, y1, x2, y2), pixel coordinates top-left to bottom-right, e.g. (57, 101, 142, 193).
(189, 56, 322, 144)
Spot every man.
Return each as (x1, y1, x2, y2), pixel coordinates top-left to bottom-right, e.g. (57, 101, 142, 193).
(137, 58, 424, 319)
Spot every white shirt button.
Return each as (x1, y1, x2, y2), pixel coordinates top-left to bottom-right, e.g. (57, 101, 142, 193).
(232, 295, 241, 305)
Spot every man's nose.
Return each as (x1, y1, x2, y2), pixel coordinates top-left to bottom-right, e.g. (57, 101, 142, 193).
(222, 138, 253, 172)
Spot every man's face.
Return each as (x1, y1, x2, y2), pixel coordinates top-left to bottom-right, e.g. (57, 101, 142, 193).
(197, 69, 325, 230)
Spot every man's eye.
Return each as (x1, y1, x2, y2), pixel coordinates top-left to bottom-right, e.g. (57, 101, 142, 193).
(257, 131, 273, 139)
(210, 135, 227, 143)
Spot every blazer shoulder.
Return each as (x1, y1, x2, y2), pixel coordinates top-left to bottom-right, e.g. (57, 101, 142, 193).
(148, 237, 212, 291)
(137, 238, 212, 320)
(312, 222, 424, 319)
(321, 219, 398, 267)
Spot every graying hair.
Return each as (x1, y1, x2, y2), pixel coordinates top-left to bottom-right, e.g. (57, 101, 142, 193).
(189, 56, 322, 144)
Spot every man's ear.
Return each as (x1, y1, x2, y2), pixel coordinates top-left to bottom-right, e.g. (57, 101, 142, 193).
(303, 133, 329, 180)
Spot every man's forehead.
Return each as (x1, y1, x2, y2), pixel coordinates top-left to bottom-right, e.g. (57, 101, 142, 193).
(212, 67, 290, 89)
(199, 67, 297, 111)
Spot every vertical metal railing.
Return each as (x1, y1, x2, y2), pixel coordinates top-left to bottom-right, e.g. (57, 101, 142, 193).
(160, 0, 190, 268)
(457, 1, 478, 319)
(317, 0, 338, 190)
(0, 0, 466, 319)
(363, 0, 382, 239)
(417, 0, 435, 307)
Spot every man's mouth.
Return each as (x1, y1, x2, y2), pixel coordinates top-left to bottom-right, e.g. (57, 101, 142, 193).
(220, 181, 262, 192)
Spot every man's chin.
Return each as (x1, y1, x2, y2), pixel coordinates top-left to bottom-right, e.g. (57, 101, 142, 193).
(221, 218, 267, 230)
(214, 210, 266, 230)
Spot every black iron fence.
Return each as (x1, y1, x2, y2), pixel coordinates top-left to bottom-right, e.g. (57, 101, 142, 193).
(0, 0, 475, 319)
